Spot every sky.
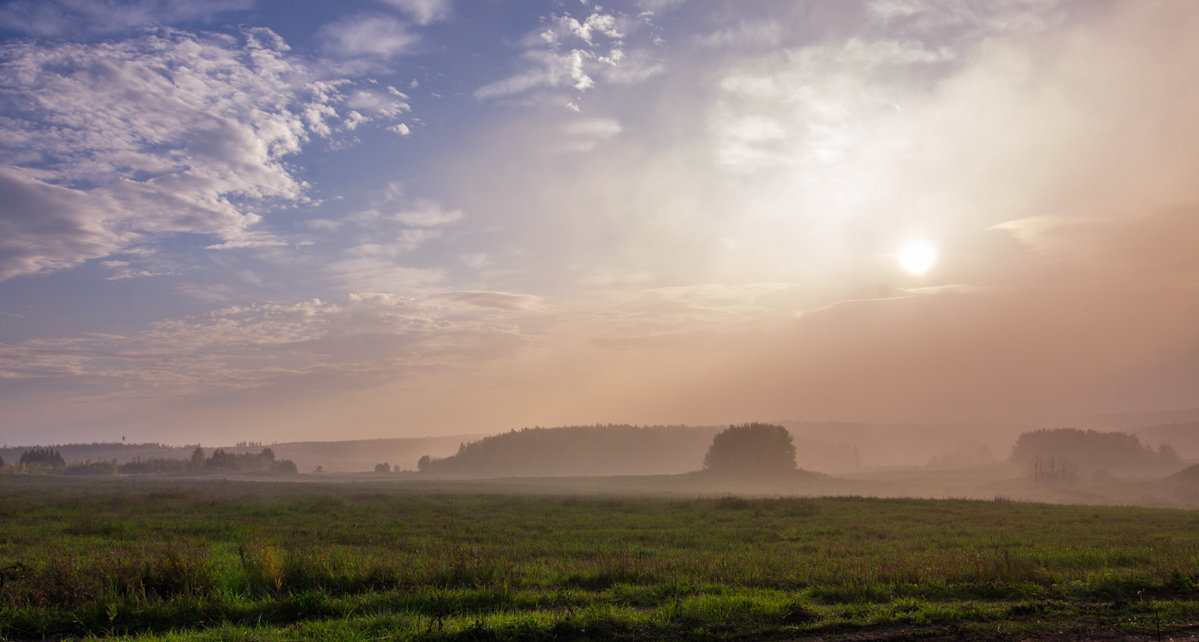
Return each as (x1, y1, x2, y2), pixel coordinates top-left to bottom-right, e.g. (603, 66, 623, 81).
(1, 0, 1198, 446)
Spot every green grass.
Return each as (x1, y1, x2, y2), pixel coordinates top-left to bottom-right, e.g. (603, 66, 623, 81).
(1, 475, 1198, 640)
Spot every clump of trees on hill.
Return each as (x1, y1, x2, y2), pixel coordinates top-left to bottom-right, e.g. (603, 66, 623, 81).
(703, 423, 796, 475)
(1011, 428, 1181, 480)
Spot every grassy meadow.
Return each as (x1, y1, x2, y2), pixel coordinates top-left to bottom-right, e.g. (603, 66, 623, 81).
(2, 475, 1199, 640)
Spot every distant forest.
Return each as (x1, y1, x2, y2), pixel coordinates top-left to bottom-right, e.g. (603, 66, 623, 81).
(418, 424, 725, 477)
(1010, 428, 1182, 479)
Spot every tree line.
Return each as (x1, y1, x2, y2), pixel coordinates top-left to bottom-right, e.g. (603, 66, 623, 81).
(3, 447, 297, 475)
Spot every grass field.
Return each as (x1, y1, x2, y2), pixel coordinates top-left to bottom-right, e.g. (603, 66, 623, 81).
(2, 475, 1199, 640)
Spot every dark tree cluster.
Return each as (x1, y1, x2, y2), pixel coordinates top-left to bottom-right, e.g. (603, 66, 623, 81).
(19, 448, 66, 469)
(1011, 428, 1181, 478)
(703, 423, 797, 475)
(195, 447, 297, 474)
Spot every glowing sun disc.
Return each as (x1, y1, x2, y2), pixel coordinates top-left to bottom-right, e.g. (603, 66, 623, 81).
(898, 241, 937, 274)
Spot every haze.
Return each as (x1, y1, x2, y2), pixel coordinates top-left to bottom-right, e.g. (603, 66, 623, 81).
(2, 0, 1198, 447)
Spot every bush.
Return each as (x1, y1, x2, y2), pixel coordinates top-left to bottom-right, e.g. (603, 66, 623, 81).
(374, 462, 391, 473)
(703, 423, 796, 474)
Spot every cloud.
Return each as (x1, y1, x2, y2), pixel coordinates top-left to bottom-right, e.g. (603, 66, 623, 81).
(636, 0, 689, 12)
(437, 291, 542, 311)
(475, 8, 662, 103)
(324, 259, 444, 294)
(320, 13, 420, 59)
(343, 187, 463, 233)
(693, 21, 783, 48)
(377, 0, 452, 25)
(0, 167, 127, 281)
(866, 0, 1067, 37)
(994, 206, 1199, 287)
(0, 0, 251, 37)
(558, 117, 622, 152)
(0, 27, 410, 281)
(393, 199, 464, 227)
(0, 292, 525, 395)
(706, 35, 953, 174)
(319, 196, 464, 291)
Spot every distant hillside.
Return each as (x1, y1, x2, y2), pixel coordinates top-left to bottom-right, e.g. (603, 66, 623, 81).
(0, 435, 479, 473)
(418, 425, 724, 477)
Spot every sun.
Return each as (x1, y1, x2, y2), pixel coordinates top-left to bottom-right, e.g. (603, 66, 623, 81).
(897, 240, 937, 275)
